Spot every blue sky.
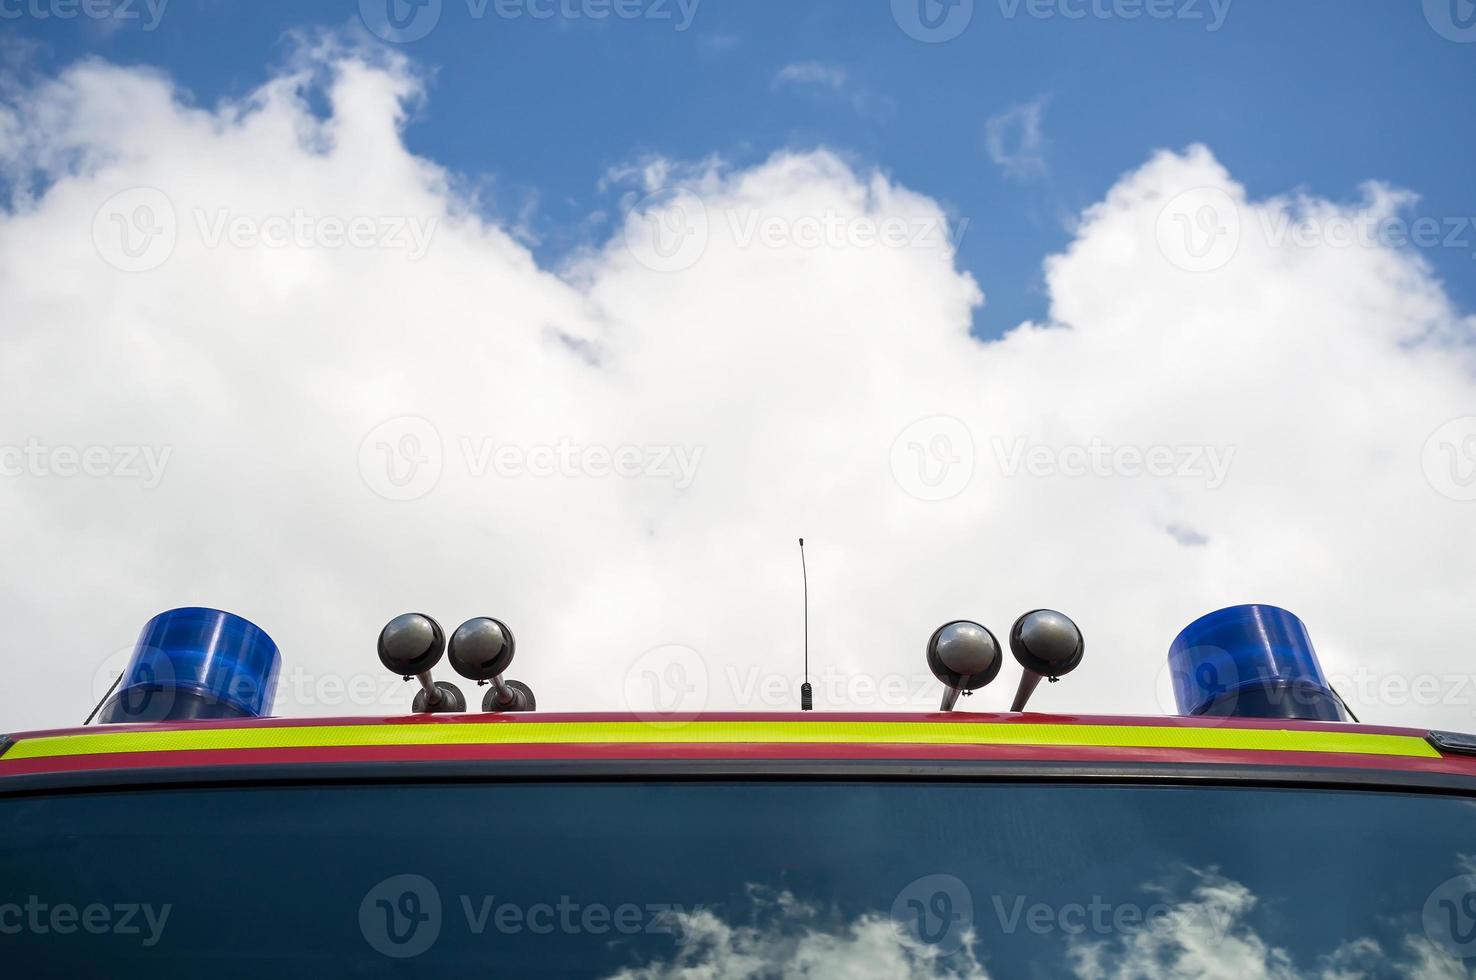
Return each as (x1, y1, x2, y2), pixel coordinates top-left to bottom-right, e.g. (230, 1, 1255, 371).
(9, 0, 1473, 336)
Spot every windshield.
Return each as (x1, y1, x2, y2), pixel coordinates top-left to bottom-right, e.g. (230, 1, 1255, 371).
(3, 780, 1475, 978)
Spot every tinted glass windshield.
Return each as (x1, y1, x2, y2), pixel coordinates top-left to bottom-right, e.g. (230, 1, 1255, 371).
(3, 780, 1475, 978)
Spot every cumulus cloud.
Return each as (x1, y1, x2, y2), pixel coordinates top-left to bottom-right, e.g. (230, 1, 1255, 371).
(1069, 873, 1290, 979)
(0, 41, 1473, 733)
(1070, 871, 1473, 980)
(605, 889, 990, 980)
(605, 875, 1469, 980)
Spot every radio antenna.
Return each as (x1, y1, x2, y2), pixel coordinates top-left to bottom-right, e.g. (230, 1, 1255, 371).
(83, 672, 123, 726)
(799, 538, 813, 711)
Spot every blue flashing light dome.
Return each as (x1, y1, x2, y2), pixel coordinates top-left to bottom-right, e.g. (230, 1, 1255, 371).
(1167, 604, 1348, 722)
(98, 608, 281, 724)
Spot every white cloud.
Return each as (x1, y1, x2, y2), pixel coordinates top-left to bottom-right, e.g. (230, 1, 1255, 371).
(1070, 871, 1474, 980)
(607, 875, 1470, 980)
(770, 61, 892, 119)
(605, 889, 991, 980)
(1069, 873, 1295, 979)
(771, 61, 849, 93)
(986, 97, 1049, 179)
(0, 44, 1474, 734)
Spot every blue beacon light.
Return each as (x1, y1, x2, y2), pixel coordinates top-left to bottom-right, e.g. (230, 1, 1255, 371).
(1168, 604, 1349, 722)
(98, 608, 281, 724)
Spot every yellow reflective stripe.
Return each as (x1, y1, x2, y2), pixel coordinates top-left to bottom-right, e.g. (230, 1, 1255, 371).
(2, 721, 1439, 761)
